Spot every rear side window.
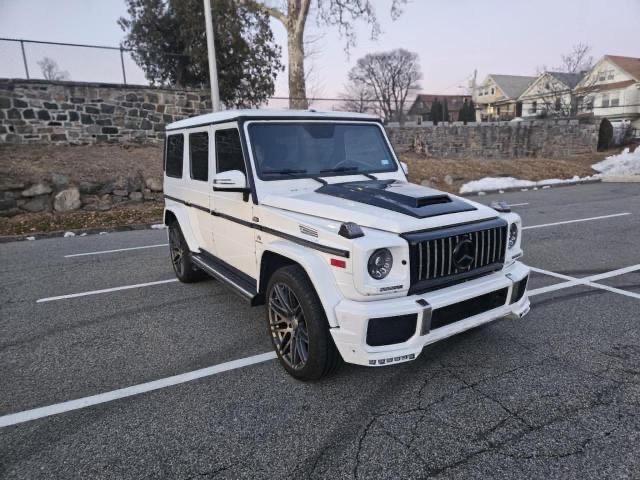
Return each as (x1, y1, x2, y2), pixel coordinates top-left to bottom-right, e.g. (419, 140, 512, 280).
(165, 134, 184, 178)
(189, 131, 209, 181)
(215, 129, 246, 174)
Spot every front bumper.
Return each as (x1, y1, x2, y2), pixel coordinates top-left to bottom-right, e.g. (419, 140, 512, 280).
(330, 261, 530, 367)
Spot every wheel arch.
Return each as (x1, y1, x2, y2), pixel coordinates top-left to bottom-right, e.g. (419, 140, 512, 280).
(164, 204, 199, 252)
(258, 243, 342, 327)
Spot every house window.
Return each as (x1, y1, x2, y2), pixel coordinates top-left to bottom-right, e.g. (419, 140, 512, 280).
(607, 70, 615, 80)
(189, 131, 209, 181)
(531, 101, 537, 114)
(555, 98, 561, 111)
(165, 134, 184, 178)
(545, 82, 550, 90)
(585, 97, 594, 111)
(611, 96, 620, 107)
(490, 87, 495, 95)
(601, 93, 610, 108)
(215, 128, 246, 174)
(598, 71, 606, 81)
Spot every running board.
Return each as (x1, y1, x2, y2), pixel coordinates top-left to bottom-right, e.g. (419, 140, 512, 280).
(191, 253, 262, 305)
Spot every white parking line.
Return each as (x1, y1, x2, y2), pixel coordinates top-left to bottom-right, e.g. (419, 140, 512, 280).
(523, 212, 631, 230)
(529, 265, 640, 299)
(507, 202, 529, 207)
(0, 351, 276, 428)
(64, 244, 168, 258)
(36, 279, 179, 303)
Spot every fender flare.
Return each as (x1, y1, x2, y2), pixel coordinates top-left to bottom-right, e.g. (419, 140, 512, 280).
(164, 203, 200, 252)
(260, 240, 344, 327)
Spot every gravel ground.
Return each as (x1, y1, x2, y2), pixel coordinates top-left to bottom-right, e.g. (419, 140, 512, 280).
(0, 182, 639, 479)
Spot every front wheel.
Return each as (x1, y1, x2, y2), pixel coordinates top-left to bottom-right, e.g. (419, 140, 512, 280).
(266, 265, 341, 380)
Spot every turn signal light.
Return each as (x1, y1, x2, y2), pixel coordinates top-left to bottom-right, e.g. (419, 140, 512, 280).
(330, 258, 346, 268)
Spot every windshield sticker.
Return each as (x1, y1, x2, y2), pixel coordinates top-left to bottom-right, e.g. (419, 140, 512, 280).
(381, 159, 390, 165)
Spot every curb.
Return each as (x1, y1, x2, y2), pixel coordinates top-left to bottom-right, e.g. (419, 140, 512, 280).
(459, 178, 603, 197)
(0, 222, 166, 244)
(601, 176, 640, 183)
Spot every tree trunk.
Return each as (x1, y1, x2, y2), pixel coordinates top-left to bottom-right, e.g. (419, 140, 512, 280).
(287, 28, 308, 109)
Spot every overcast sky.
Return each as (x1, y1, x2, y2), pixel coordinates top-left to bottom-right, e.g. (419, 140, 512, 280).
(0, 0, 638, 108)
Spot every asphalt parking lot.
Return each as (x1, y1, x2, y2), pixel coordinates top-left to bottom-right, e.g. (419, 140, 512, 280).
(1, 182, 639, 479)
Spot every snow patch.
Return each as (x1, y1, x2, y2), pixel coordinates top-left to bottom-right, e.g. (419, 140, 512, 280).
(459, 174, 599, 194)
(592, 148, 640, 177)
(151, 224, 167, 230)
(26, 236, 36, 241)
(63, 231, 76, 238)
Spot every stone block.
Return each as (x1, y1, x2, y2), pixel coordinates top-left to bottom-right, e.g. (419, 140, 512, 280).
(54, 187, 81, 212)
(14, 98, 28, 108)
(7, 108, 21, 119)
(37, 110, 51, 121)
(0, 97, 11, 109)
(22, 183, 52, 197)
(21, 194, 50, 212)
(43, 102, 58, 109)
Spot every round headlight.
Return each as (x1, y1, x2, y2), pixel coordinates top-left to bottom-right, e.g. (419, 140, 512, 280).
(508, 223, 518, 249)
(368, 248, 393, 280)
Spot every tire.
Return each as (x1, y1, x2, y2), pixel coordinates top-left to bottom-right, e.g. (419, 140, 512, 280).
(266, 265, 342, 380)
(168, 221, 207, 283)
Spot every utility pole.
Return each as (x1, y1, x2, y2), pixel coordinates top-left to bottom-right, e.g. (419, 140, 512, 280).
(203, 0, 221, 111)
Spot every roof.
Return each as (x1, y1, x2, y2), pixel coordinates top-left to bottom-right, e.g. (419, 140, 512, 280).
(167, 109, 379, 130)
(488, 75, 537, 99)
(575, 79, 636, 93)
(605, 55, 640, 82)
(407, 94, 471, 115)
(547, 71, 584, 89)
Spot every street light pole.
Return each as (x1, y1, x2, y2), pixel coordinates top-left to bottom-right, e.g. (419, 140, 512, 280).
(203, 0, 221, 111)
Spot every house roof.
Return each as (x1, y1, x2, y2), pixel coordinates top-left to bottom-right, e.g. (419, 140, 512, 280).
(167, 109, 378, 130)
(547, 71, 584, 89)
(576, 79, 636, 93)
(605, 55, 640, 82)
(488, 75, 537, 99)
(407, 94, 471, 115)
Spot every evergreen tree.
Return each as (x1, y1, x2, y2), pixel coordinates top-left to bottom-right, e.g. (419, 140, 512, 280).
(460, 99, 469, 124)
(430, 98, 442, 125)
(468, 99, 476, 122)
(443, 98, 450, 123)
(119, 0, 283, 107)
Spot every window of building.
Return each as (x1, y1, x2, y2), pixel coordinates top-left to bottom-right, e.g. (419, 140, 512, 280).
(607, 70, 615, 80)
(165, 134, 184, 178)
(215, 128, 246, 174)
(611, 96, 620, 107)
(531, 101, 537, 114)
(490, 87, 495, 95)
(189, 131, 209, 181)
(554, 97, 561, 111)
(601, 93, 610, 108)
(598, 71, 606, 81)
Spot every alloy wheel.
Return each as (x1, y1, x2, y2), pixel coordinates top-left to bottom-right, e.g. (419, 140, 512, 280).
(169, 227, 184, 276)
(268, 282, 309, 369)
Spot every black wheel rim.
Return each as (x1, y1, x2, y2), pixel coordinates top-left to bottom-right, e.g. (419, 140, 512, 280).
(169, 227, 184, 276)
(268, 283, 309, 370)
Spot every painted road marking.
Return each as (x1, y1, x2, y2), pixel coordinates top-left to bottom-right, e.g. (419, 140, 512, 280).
(64, 244, 168, 258)
(529, 265, 640, 300)
(0, 352, 277, 428)
(36, 279, 179, 303)
(507, 202, 529, 207)
(523, 212, 631, 230)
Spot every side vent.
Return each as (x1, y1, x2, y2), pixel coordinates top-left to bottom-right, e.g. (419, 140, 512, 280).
(415, 195, 451, 208)
(299, 225, 318, 237)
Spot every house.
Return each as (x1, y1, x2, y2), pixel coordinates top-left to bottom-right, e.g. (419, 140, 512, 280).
(406, 94, 471, 123)
(518, 71, 584, 118)
(574, 55, 640, 131)
(473, 74, 536, 121)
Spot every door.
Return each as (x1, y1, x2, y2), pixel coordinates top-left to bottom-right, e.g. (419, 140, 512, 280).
(183, 127, 216, 253)
(210, 124, 257, 278)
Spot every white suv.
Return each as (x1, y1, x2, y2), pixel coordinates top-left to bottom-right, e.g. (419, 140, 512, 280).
(163, 110, 530, 380)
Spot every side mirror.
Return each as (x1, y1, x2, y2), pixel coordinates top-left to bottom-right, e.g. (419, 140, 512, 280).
(400, 162, 409, 175)
(212, 170, 248, 190)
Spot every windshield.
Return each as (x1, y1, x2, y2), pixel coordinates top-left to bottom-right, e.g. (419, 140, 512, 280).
(248, 122, 398, 180)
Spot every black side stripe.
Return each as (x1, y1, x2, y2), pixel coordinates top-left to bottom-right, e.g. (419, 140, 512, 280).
(164, 195, 350, 258)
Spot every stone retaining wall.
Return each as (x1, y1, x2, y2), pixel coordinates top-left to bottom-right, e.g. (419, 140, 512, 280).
(386, 120, 598, 159)
(0, 79, 210, 144)
(0, 173, 164, 217)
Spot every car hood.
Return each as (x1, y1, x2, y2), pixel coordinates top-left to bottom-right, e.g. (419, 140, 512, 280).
(260, 180, 499, 234)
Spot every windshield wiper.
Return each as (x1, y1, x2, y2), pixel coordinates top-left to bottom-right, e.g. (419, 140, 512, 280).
(319, 166, 360, 174)
(262, 168, 307, 177)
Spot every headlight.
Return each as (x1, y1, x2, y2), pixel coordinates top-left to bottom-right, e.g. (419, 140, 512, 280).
(508, 223, 518, 249)
(368, 248, 393, 280)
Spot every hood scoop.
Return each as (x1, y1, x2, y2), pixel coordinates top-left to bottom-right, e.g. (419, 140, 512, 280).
(316, 180, 476, 219)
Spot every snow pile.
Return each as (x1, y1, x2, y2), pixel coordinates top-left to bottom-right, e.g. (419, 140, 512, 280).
(151, 224, 167, 230)
(63, 231, 76, 238)
(459, 175, 599, 194)
(592, 148, 640, 177)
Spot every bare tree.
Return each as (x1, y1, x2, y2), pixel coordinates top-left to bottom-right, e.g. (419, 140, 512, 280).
(37, 57, 70, 81)
(348, 48, 422, 124)
(235, 0, 407, 109)
(338, 79, 375, 113)
(559, 43, 594, 73)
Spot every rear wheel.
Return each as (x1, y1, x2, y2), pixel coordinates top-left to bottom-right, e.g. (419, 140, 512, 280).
(168, 222, 207, 283)
(266, 265, 341, 380)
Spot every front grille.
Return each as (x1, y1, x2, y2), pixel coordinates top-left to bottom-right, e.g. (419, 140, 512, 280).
(402, 218, 508, 294)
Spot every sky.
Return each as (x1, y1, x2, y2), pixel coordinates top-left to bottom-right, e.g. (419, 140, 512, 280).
(0, 0, 638, 109)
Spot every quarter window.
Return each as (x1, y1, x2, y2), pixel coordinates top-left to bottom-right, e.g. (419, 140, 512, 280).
(215, 129, 246, 174)
(165, 134, 184, 178)
(189, 131, 209, 181)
